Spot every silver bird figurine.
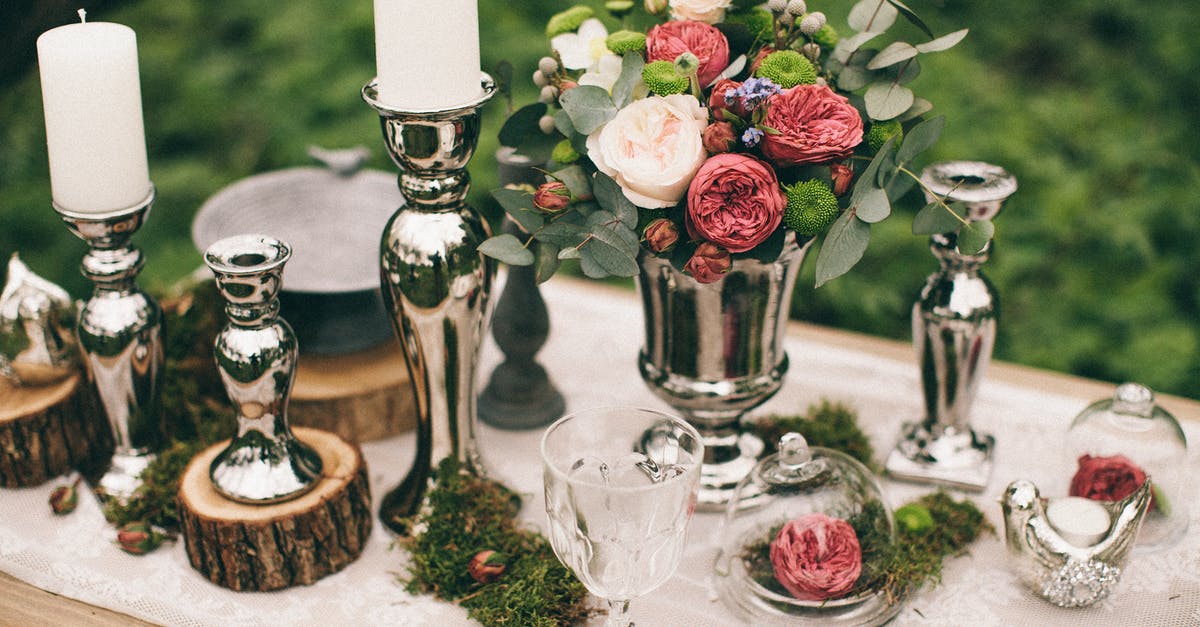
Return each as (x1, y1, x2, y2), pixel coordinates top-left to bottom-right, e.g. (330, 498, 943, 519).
(1001, 478, 1152, 608)
(0, 253, 79, 386)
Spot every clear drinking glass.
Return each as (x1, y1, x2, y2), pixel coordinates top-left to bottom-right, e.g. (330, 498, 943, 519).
(541, 407, 704, 627)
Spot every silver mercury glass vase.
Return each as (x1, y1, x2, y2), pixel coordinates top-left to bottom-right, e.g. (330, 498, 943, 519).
(637, 237, 813, 509)
(54, 188, 166, 503)
(362, 74, 496, 533)
(885, 161, 1018, 491)
(203, 234, 322, 504)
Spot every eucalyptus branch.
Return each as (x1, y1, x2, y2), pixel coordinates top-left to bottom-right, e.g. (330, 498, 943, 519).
(898, 164, 969, 226)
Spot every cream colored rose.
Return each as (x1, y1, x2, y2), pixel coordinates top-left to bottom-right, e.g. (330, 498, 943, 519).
(669, 0, 732, 24)
(586, 94, 708, 209)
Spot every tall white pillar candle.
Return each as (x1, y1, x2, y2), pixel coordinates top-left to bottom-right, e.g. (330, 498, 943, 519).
(373, 0, 481, 109)
(37, 14, 151, 214)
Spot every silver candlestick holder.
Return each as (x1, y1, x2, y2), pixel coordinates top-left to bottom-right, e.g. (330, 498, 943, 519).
(886, 161, 1017, 491)
(54, 187, 166, 503)
(204, 234, 322, 503)
(362, 74, 496, 533)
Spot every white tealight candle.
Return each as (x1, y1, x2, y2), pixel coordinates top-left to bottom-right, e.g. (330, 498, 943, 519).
(373, 0, 481, 109)
(1046, 496, 1111, 548)
(37, 11, 151, 214)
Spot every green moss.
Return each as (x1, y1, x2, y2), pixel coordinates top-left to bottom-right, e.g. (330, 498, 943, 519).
(754, 399, 877, 471)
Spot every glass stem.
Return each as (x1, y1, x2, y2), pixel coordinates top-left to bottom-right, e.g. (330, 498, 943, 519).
(605, 599, 632, 627)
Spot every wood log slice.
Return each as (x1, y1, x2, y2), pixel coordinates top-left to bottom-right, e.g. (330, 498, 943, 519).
(0, 374, 110, 487)
(291, 342, 415, 443)
(177, 427, 372, 592)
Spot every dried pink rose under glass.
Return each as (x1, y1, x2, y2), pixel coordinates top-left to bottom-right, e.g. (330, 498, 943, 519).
(769, 512, 862, 601)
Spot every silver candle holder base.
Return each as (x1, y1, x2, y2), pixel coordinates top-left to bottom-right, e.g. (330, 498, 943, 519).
(362, 74, 497, 533)
(54, 187, 166, 504)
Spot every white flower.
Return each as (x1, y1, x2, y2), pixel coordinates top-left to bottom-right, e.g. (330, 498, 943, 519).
(579, 53, 624, 93)
(668, 0, 732, 24)
(586, 94, 709, 208)
(550, 18, 609, 70)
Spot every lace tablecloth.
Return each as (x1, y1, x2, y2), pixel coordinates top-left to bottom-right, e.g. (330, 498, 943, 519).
(2, 278, 1197, 626)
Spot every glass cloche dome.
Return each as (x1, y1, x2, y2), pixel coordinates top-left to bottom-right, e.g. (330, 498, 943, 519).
(713, 433, 900, 625)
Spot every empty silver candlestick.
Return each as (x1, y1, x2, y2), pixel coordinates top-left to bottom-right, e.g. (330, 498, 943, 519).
(204, 234, 322, 503)
(886, 162, 1017, 490)
(54, 188, 166, 503)
(363, 74, 496, 533)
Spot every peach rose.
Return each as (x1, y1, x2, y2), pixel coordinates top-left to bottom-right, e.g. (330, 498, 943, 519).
(586, 94, 708, 208)
(668, 0, 733, 24)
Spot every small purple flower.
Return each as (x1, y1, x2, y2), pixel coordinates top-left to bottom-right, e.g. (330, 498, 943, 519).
(742, 127, 765, 148)
(729, 77, 782, 113)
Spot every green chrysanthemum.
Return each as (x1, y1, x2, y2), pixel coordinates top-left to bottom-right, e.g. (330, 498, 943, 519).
(606, 30, 646, 55)
(755, 50, 817, 88)
(726, 8, 775, 43)
(642, 60, 689, 96)
(546, 6, 595, 38)
(813, 23, 839, 48)
(868, 119, 904, 152)
(551, 139, 580, 164)
(784, 179, 840, 235)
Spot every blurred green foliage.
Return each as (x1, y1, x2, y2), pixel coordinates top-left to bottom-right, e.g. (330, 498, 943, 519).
(1, 0, 1197, 398)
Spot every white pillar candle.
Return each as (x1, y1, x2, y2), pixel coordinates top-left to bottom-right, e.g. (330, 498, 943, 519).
(1046, 496, 1111, 547)
(373, 0, 481, 109)
(37, 11, 151, 214)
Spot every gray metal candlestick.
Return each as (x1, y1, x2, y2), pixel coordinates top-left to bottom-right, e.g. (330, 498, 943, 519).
(886, 161, 1017, 490)
(54, 187, 166, 503)
(362, 74, 496, 533)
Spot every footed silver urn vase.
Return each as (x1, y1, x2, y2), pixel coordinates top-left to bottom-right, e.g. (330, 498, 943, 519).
(637, 237, 812, 509)
(886, 161, 1017, 490)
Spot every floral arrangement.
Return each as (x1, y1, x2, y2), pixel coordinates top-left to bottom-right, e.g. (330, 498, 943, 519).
(484, 0, 977, 286)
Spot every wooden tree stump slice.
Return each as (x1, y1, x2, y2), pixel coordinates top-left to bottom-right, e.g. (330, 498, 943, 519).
(291, 342, 415, 443)
(0, 374, 110, 487)
(177, 427, 372, 592)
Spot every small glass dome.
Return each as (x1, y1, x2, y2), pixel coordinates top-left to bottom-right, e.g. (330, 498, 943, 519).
(1066, 383, 1189, 552)
(713, 433, 900, 625)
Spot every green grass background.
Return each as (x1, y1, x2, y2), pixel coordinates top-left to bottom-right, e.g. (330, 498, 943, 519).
(2, 0, 1197, 399)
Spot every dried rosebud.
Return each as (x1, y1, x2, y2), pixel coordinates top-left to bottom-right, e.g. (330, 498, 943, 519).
(468, 550, 507, 583)
(702, 121, 738, 154)
(684, 242, 732, 284)
(533, 181, 572, 214)
(115, 522, 164, 555)
(48, 477, 80, 515)
(830, 163, 854, 197)
(642, 218, 680, 253)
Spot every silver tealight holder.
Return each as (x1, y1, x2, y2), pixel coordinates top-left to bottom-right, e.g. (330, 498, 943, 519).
(203, 234, 322, 503)
(362, 74, 497, 533)
(54, 188, 167, 503)
(886, 161, 1017, 491)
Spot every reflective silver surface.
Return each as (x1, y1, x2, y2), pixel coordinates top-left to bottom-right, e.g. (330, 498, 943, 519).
(204, 234, 323, 504)
(54, 189, 166, 504)
(637, 237, 811, 509)
(886, 161, 1017, 491)
(1001, 478, 1151, 608)
(0, 253, 78, 386)
(363, 76, 497, 533)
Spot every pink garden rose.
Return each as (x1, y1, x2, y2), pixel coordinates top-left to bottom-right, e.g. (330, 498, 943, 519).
(683, 241, 731, 284)
(685, 153, 784, 253)
(586, 94, 709, 208)
(761, 84, 864, 166)
(770, 513, 862, 601)
(707, 78, 743, 118)
(646, 20, 730, 88)
(1070, 454, 1155, 510)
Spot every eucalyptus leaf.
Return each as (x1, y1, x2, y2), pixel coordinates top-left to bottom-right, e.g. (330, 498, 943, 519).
(866, 41, 918, 70)
(898, 97, 934, 122)
(513, 131, 558, 164)
(852, 136, 895, 204)
(534, 242, 562, 283)
(498, 103, 548, 147)
(833, 30, 881, 64)
(854, 187, 891, 223)
(815, 212, 871, 287)
(715, 23, 754, 57)
(491, 187, 545, 233)
(708, 54, 747, 87)
(579, 222, 640, 278)
(957, 219, 995, 254)
(557, 247, 582, 260)
(864, 82, 914, 121)
(912, 201, 962, 235)
(586, 210, 641, 259)
(837, 65, 872, 92)
(537, 221, 589, 248)
(886, 171, 917, 202)
(553, 165, 592, 200)
(884, 0, 934, 38)
(849, 0, 899, 33)
(591, 172, 638, 228)
(896, 115, 945, 163)
(478, 233, 534, 266)
(915, 28, 969, 53)
(611, 53, 645, 109)
(559, 85, 617, 135)
(893, 57, 921, 85)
